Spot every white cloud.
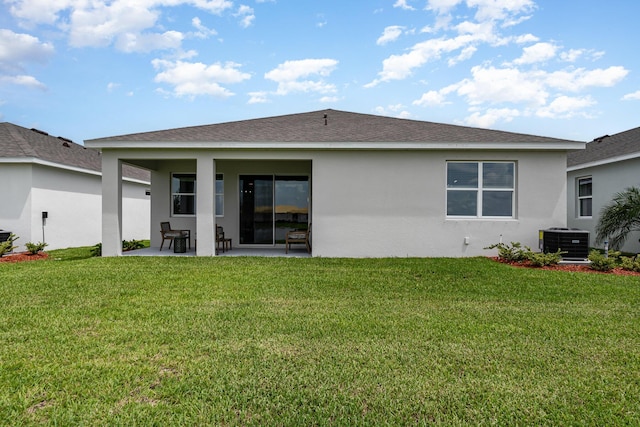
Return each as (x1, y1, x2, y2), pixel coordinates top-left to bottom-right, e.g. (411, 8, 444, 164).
(546, 66, 629, 92)
(513, 33, 539, 44)
(368, 0, 539, 87)
(235, 5, 255, 28)
(513, 42, 557, 65)
(468, 0, 535, 24)
(248, 91, 269, 104)
(374, 104, 412, 118)
(622, 90, 640, 101)
(152, 59, 250, 98)
(455, 65, 549, 106)
(413, 90, 450, 107)
(0, 29, 53, 89)
(8, 0, 234, 52)
(536, 95, 595, 118)
(464, 108, 522, 128)
(191, 17, 218, 38)
(426, 0, 464, 14)
(265, 59, 338, 95)
(116, 31, 184, 53)
(463, 108, 521, 128)
(448, 45, 477, 66)
(0, 74, 47, 90)
(377, 26, 405, 46)
(393, 0, 416, 11)
(319, 96, 339, 103)
(107, 82, 120, 92)
(0, 29, 54, 73)
(560, 49, 585, 63)
(366, 35, 478, 86)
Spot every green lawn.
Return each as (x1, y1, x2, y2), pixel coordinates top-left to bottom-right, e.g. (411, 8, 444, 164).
(1, 249, 639, 425)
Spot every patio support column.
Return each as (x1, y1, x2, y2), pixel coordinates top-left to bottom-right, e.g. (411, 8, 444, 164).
(196, 157, 215, 256)
(102, 153, 122, 256)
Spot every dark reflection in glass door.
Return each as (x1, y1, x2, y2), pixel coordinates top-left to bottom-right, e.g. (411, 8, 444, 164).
(275, 176, 309, 244)
(239, 175, 273, 244)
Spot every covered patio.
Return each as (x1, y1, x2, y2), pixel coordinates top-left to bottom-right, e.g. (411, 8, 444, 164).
(122, 246, 312, 257)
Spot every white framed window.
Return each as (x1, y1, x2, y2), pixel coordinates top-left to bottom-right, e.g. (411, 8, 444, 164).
(171, 173, 196, 216)
(215, 173, 224, 217)
(447, 161, 515, 218)
(577, 176, 592, 218)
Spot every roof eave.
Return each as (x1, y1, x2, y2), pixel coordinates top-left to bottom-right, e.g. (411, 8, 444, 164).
(567, 151, 640, 172)
(85, 140, 586, 151)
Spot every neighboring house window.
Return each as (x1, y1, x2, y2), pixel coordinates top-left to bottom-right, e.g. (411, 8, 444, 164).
(577, 176, 592, 217)
(216, 173, 224, 217)
(172, 173, 196, 216)
(447, 161, 515, 218)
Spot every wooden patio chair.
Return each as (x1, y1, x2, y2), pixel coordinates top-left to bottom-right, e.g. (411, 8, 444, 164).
(160, 222, 190, 250)
(216, 226, 232, 253)
(285, 223, 311, 254)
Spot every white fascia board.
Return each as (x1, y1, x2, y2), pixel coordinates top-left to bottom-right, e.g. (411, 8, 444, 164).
(0, 157, 150, 185)
(567, 151, 640, 172)
(85, 140, 586, 151)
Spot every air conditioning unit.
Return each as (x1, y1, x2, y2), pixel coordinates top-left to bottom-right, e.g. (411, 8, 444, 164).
(539, 228, 590, 259)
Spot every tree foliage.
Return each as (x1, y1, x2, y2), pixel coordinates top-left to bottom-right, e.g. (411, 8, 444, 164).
(595, 187, 640, 249)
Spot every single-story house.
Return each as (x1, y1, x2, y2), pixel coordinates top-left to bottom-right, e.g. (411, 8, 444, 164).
(85, 109, 584, 258)
(567, 126, 640, 254)
(0, 122, 151, 251)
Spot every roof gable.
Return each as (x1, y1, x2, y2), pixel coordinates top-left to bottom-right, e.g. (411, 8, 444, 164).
(86, 109, 580, 145)
(567, 126, 640, 167)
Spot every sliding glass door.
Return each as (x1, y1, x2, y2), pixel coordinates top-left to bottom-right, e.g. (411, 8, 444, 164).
(239, 175, 309, 245)
(239, 175, 273, 244)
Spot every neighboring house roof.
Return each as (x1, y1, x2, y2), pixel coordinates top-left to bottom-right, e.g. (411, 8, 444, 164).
(0, 122, 150, 182)
(567, 126, 640, 170)
(86, 109, 582, 150)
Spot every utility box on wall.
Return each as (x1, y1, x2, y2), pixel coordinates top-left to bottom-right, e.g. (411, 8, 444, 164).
(539, 228, 590, 259)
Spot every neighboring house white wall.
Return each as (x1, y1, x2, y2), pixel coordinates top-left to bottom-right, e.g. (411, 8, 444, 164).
(0, 164, 32, 250)
(567, 157, 640, 254)
(0, 162, 150, 252)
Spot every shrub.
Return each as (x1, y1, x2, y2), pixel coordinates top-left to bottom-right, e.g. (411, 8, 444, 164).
(528, 249, 565, 267)
(0, 233, 18, 258)
(620, 255, 640, 273)
(122, 239, 144, 251)
(25, 241, 48, 255)
(588, 249, 620, 272)
(90, 243, 102, 257)
(484, 242, 531, 263)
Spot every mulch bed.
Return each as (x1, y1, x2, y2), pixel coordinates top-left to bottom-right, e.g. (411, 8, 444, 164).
(492, 257, 640, 276)
(0, 252, 49, 263)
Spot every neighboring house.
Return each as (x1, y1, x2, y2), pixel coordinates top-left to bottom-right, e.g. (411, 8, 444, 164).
(0, 122, 151, 252)
(85, 109, 584, 258)
(567, 127, 640, 254)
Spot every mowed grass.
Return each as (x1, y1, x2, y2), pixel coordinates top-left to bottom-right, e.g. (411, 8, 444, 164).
(1, 250, 639, 425)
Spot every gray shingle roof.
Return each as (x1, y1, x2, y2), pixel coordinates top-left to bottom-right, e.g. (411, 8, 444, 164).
(0, 122, 149, 182)
(87, 109, 579, 144)
(567, 126, 640, 167)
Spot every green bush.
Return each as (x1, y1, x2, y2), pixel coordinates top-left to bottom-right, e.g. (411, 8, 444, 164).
(588, 249, 620, 272)
(91, 240, 145, 257)
(90, 243, 102, 257)
(484, 241, 531, 263)
(25, 241, 48, 255)
(122, 239, 145, 251)
(528, 249, 565, 267)
(0, 233, 18, 257)
(620, 255, 640, 272)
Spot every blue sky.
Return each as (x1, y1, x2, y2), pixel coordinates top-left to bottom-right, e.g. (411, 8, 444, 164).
(0, 0, 638, 144)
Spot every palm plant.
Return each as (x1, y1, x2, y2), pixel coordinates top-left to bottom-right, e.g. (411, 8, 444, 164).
(595, 187, 640, 249)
